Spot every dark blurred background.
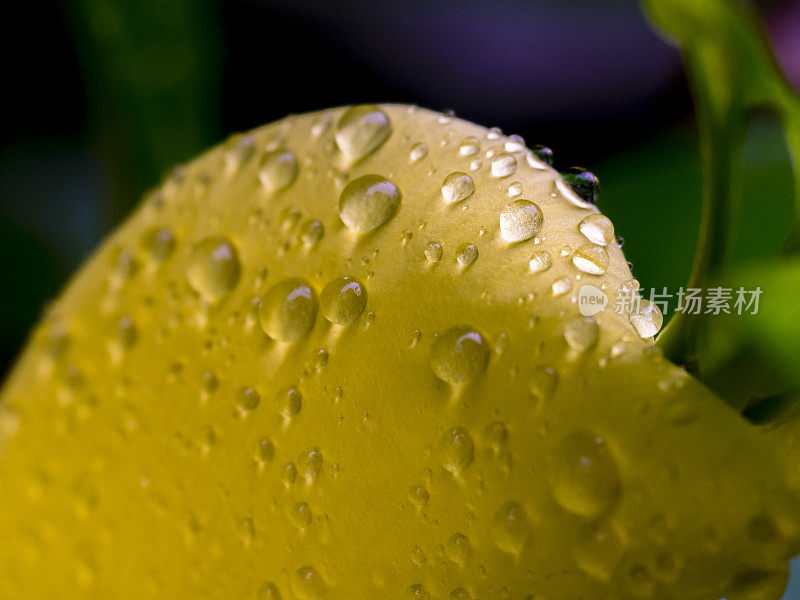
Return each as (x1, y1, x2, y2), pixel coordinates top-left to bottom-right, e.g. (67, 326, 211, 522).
(1, 0, 799, 382)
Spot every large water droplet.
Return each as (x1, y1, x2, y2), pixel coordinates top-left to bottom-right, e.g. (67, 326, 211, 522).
(320, 277, 367, 325)
(549, 431, 621, 518)
(439, 426, 475, 475)
(431, 326, 490, 384)
(292, 566, 326, 599)
(338, 174, 401, 233)
(491, 502, 530, 555)
(572, 244, 609, 276)
(186, 236, 241, 304)
(579, 214, 615, 246)
(500, 200, 543, 243)
(259, 278, 318, 342)
(529, 251, 553, 274)
(629, 299, 663, 338)
(562, 167, 600, 204)
(335, 105, 392, 160)
(441, 172, 475, 205)
(491, 153, 517, 178)
(258, 150, 298, 193)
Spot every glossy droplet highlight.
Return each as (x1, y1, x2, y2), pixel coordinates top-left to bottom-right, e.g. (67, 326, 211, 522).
(456, 244, 478, 268)
(258, 150, 298, 192)
(335, 105, 392, 160)
(278, 386, 303, 417)
(500, 200, 543, 243)
(562, 167, 600, 204)
(551, 276, 573, 297)
(491, 502, 530, 555)
(424, 241, 443, 263)
(409, 143, 428, 163)
(529, 251, 553, 274)
(186, 236, 241, 304)
(441, 172, 475, 205)
(459, 137, 481, 156)
(572, 244, 609, 276)
(549, 430, 621, 518)
(579, 214, 615, 246)
(237, 387, 261, 412)
(431, 326, 490, 384)
(439, 427, 475, 475)
(338, 174, 401, 233)
(259, 278, 318, 342)
(491, 153, 517, 177)
(320, 277, 367, 325)
(629, 299, 664, 338)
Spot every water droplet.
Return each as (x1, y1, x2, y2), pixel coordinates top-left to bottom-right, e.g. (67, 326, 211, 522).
(579, 214, 615, 246)
(551, 276, 573, 297)
(301, 447, 323, 482)
(441, 172, 475, 205)
(408, 584, 431, 600)
(487, 127, 502, 139)
(439, 427, 475, 475)
(627, 565, 656, 598)
(548, 431, 621, 518)
(335, 105, 392, 160)
(338, 174, 401, 233)
(255, 437, 275, 462)
(278, 386, 303, 417)
(117, 315, 138, 348)
(459, 137, 481, 156)
(528, 366, 558, 402)
(445, 533, 471, 567)
(563, 316, 599, 352)
(300, 219, 325, 246)
(573, 521, 624, 581)
(531, 145, 554, 167)
(408, 485, 430, 508)
(450, 588, 472, 600)
(259, 278, 318, 342)
(257, 582, 282, 600)
(562, 167, 599, 204)
(410, 143, 428, 162)
(320, 277, 367, 325)
(424, 241, 443, 263)
(289, 502, 313, 528)
(431, 326, 490, 384)
(186, 236, 241, 304)
(237, 387, 261, 412)
(292, 566, 326, 599)
(629, 299, 663, 338)
(282, 462, 298, 485)
(140, 227, 176, 261)
(411, 546, 427, 565)
(500, 200, 543, 243)
(528, 251, 553, 274)
(456, 243, 478, 268)
(505, 134, 525, 152)
(258, 150, 298, 193)
(491, 153, 517, 178)
(572, 244, 609, 276)
(507, 181, 523, 197)
(725, 569, 790, 600)
(484, 421, 509, 451)
(491, 502, 530, 555)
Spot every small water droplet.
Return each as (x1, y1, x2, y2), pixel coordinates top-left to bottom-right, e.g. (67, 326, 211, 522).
(257, 582, 282, 600)
(456, 243, 478, 268)
(573, 521, 624, 581)
(439, 427, 475, 475)
(530, 145, 554, 167)
(491, 501, 530, 555)
(411, 546, 427, 565)
(140, 227, 176, 261)
(579, 214, 615, 246)
(431, 326, 490, 384)
(338, 174, 401, 233)
(410, 143, 428, 163)
(282, 462, 298, 485)
(563, 316, 599, 352)
(292, 566, 326, 599)
(450, 588, 472, 600)
(255, 437, 275, 462)
(629, 299, 663, 338)
(320, 277, 367, 325)
(507, 181, 523, 197)
(258, 150, 298, 193)
(528, 366, 558, 402)
(445, 533, 471, 567)
(499, 200, 543, 243)
(459, 137, 481, 156)
(237, 386, 261, 412)
(300, 219, 325, 246)
(408, 584, 431, 600)
(562, 167, 599, 204)
(278, 386, 303, 418)
(301, 447, 323, 482)
(491, 153, 517, 177)
(484, 421, 509, 451)
(424, 241, 443, 263)
(259, 278, 318, 342)
(505, 134, 525, 152)
(441, 172, 475, 205)
(551, 276, 573, 297)
(186, 236, 241, 304)
(572, 244, 610, 276)
(528, 251, 553, 274)
(289, 502, 313, 529)
(549, 431, 621, 518)
(335, 105, 392, 160)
